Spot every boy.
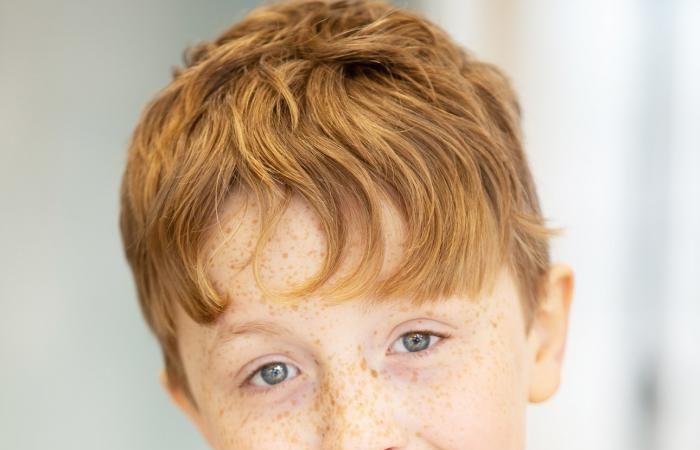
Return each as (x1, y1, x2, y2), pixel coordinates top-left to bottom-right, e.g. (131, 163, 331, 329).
(119, 0, 574, 448)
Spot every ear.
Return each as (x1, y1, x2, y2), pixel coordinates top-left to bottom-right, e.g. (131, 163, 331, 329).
(159, 369, 212, 445)
(526, 263, 574, 403)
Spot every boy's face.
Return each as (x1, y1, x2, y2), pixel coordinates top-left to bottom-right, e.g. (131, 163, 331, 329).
(167, 190, 573, 450)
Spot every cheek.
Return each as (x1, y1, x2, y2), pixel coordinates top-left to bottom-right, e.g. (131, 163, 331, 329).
(397, 336, 528, 449)
(200, 390, 314, 450)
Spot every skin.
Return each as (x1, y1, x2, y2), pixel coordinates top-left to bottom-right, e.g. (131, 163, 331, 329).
(164, 189, 574, 450)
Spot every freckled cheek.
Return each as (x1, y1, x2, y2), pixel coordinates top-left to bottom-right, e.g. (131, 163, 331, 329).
(205, 399, 312, 449)
(201, 381, 319, 449)
(383, 351, 523, 447)
(438, 354, 524, 447)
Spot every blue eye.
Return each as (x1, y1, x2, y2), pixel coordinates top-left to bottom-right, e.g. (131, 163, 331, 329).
(247, 361, 300, 389)
(390, 330, 447, 356)
(242, 330, 449, 396)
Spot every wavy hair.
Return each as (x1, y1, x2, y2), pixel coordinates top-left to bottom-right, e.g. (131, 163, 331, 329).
(119, 0, 555, 400)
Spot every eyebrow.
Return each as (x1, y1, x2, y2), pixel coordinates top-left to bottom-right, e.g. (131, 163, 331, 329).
(213, 319, 297, 347)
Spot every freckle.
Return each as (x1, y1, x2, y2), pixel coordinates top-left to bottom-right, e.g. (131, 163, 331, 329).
(282, 252, 288, 259)
(370, 369, 378, 378)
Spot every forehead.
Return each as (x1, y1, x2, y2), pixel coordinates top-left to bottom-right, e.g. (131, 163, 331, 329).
(179, 189, 523, 384)
(202, 188, 408, 309)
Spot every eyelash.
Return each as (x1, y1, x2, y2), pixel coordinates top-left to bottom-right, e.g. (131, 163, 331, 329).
(396, 329, 450, 359)
(239, 329, 451, 397)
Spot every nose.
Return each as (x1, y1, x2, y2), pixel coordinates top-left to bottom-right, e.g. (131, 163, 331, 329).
(315, 354, 407, 450)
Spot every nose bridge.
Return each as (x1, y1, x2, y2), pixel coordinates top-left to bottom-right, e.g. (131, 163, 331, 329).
(316, 350, 406, 450)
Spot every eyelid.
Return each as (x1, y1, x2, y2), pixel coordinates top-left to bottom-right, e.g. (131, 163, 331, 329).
(388, 329, 450, 357)
(239, 357, 302, 396)
(252, 361, 299, 384)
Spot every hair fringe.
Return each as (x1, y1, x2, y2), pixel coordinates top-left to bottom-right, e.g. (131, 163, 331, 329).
(118, 0, 557, 402)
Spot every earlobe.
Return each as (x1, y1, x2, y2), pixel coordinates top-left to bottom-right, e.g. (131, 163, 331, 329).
(527, 263, 574, 403)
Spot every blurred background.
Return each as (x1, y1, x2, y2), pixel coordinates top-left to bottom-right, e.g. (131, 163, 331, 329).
(1, 0, 698, 449)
